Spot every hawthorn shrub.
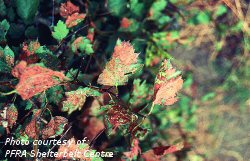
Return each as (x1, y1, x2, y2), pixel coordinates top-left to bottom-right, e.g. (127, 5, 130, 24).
(0, 0, 215, 160)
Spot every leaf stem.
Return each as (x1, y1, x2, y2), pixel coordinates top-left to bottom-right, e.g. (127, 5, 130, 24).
(0, 90, 17, 96)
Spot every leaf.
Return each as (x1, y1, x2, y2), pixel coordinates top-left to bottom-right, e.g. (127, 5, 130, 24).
(3, 46, 15, 66)
(107, 105, 134, 128)
(0, 1, 7, 17)
(0, 46, 12, 73)
(35, 46, 60, 69)
(62, 87, 101, 114)
(123, 139, 141, 160)
(130, 0, 145, 18)
(20, 41, 40, 64)
(46, 86, 64, 104)
(25, 109, 41, 139)
(60, 1, 80, 18)
(119, 18, 139, 32)
(12, 61, 68, 100)
(52, 20, 69, 41)
(201, 92, 216, 102)
(66, 13, 86, 28)
(108, 0, 128, 17)
(129, 79, 153, 107)
(154, 60, 183, 106)
(42, 116, 68, 139)
(141, 143, 184, 161)
(83, 117, 105, 141)
(25, 101, 33, 110)
(149, 0, 168, 19)
(71, 37, 94, 55)
(97, 41, 142, 86)
(0, 19, 10, 41)
(16, 0, 39, 23)
(196, 11, 211, 24)
(0, 104, 18, 128)
(215, 5, 228, 17)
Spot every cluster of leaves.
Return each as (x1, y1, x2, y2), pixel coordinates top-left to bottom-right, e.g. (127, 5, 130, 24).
(0, 0, 226, 160)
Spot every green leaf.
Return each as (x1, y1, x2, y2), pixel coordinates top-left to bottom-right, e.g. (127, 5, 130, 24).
(150, 0, 168, 19)
(196, 11, 211, 24)
(3, 46, 15, 66)
(36, 46, 60, 69)
(72, 37, 94, 55)
(0, 1, 7, 17)
(215, 5, 227, 17)
(46, 86, 64, 104)
(108, 0, 128, 17)
(0, 19, 10, 41)
(130, 0, 145, 18)
(129, 79, 153, 107)
(202, 92, 216, 102)
(0, 60, 11, 73)
(183, 74, 193, 88)
(16, 0, 39, 23)
(25, 101, 33, 110)
(52, 20, 69, 41)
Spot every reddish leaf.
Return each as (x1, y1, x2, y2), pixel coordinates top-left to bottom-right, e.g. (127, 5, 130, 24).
(152, 143, 184, 155)
(20, 41, 40, 64)
(97, 42, 141, 86)
(153, 60, 183, 106)
(42, 116, 68, 139)
(83, 117, 105, 141)
(107, 105, 133, 128)
(121, 17, 132, 29)
(123, 139, 141, 159)
(25, 110, 41, 139)
(60, 1, 80, 18)
(141, 143, 184, 161)
(66, 13, 86, 28)
(71, 36, 84, 52)
(87, 28, 95, 42)
(12, 61, 68, 100)
(0, 104, 18, 128)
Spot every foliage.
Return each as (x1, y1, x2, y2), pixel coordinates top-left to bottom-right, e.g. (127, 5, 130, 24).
(0, 0, 248, 160)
